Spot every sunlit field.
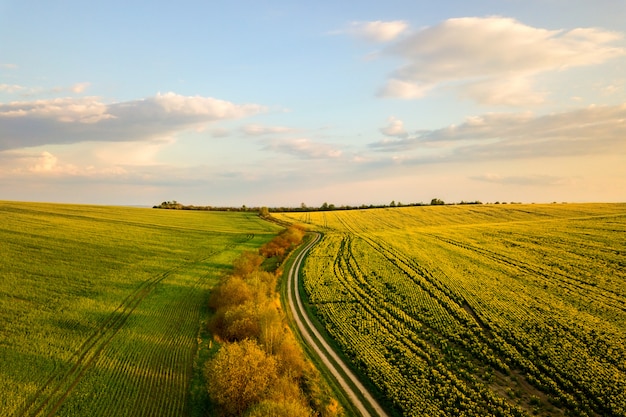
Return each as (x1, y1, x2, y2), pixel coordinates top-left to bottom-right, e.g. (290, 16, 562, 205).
(275, 203, 626, 416)
(0, 201, 281, 417)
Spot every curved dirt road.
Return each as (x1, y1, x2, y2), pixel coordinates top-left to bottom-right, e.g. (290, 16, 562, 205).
(287, 233, 389, 417)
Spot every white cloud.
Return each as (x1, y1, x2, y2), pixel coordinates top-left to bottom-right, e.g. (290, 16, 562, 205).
(242, 124, 295, 136)
(30, 151, 60, 173)
(379, 16, 625, 105)
(0, 84, 26, 94)
(377, 79, 431, 99)
(345, 20, 408, 43)
(0, 96, 113, 123)
(0, 92, 266, 150)
(0, 82, 93, 97)
(264, 138, 343, 159)
(0, 150, 101, 177)
(458, 77, 546, 106)
(380, 116, 408, 138)
(71, 82, 91, 94)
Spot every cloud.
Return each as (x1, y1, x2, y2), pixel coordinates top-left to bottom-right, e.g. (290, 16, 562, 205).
(380, 116, 408, 138)
(369, 103, 626, 161)
(343, 20, 409, 43)
(210, 127, 231, 138)
(0, 82, 91, 97)
(458, 77, 545, 106)
(0, 92, 266, 150)
(470, 173, 573, 187)
(0, 150, 108, 177)
(378, 16, 625, 105)
(93, 139, 175, 166)
(264, 138, 342, 159)
(0, 63, 18, 70)
(242, 124, 295, 136)
(0, 84, 26, 94)
(377, 79, 431, 99)
(71, 82, 90, 93)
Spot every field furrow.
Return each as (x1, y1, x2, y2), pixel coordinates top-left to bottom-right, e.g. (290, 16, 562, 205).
(276, 203, 626, 416)
(0, 202, 281, 417)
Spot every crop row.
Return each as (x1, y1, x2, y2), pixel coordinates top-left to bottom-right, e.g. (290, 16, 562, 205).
(1, 202, 282, 416)
(282, 204, 626, 416)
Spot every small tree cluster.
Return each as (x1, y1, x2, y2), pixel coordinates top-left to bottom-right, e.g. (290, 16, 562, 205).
(205, 226, 342, 417)
(258, 225, 305, 262)
(430, 198, 445, 205)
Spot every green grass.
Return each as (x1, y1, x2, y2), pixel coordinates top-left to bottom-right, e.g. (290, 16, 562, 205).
(0, 201, 282, 417)
(275, 203, 626, 417)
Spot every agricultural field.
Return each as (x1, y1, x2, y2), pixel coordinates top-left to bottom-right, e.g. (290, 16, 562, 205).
(0, 201, 282, 417)
(275, 203, 626, 417)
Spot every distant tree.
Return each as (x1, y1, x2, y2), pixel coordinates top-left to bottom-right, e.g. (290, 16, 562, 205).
(430, 198, 445, 205)
(320, 202, 329, 210)
(390, 200, 396, 207)
(259, 206, 270, 218)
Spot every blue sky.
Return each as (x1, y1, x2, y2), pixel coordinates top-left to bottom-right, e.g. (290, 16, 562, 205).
(1, 0, 625, 207)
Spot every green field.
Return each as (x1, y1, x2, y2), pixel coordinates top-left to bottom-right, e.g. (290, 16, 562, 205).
(0, 201, 282, 417)
(275, 203, 626, 416)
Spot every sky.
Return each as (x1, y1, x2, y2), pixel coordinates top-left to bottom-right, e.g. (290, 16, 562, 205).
(1, 0, 625, 207)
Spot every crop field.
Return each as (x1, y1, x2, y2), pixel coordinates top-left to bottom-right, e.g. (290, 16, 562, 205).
(275, 204, 626, 416)
(0, 201, 282, 417)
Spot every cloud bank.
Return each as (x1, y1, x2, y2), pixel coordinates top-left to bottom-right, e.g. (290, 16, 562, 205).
(0, 92, 266, 150)
(375, 16, 625, 105)
(371, 103, 626, 161)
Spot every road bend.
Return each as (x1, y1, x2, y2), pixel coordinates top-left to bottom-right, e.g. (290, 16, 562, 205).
(287, 233, 390, 417)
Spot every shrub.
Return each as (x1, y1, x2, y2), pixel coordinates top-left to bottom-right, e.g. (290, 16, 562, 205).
(204, 339, 278, 416)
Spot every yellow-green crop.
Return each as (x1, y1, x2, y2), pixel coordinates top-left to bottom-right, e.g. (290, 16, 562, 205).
(0, 201, 282, 417)
(276, 203, 626, 417)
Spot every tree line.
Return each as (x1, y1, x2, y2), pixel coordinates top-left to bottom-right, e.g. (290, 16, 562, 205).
(154, 198, 486, 214)
(204, 225, 343, 416)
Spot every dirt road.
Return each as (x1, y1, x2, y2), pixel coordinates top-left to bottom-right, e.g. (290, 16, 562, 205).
(287, 233, 390, 417)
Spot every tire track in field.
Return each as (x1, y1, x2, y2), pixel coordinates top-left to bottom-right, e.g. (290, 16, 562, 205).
(315, 212, 624, 415)
(13, 233, 254, 417)
(329, 219, 562, 415)
(426, 233, 626, 313)
(418, 233, 623, 415)
(313, 220, 527, 414)
(332, 213, 468, 322)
